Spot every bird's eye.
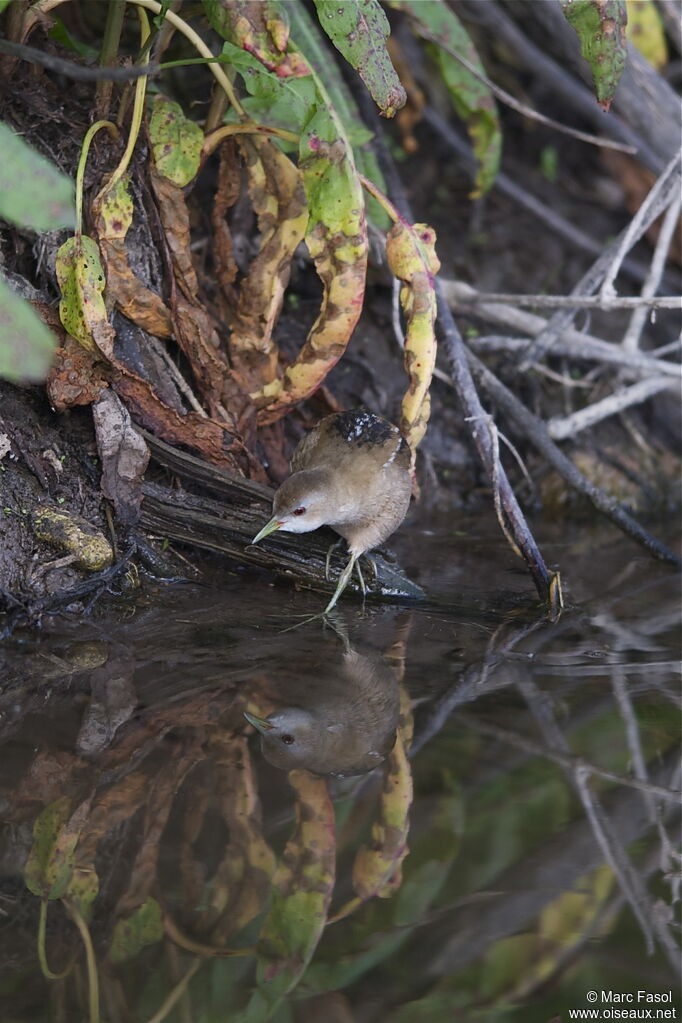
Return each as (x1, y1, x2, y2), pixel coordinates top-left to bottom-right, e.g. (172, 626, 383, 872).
(281, 734, 295, 745)
(293, 507, 306, 517)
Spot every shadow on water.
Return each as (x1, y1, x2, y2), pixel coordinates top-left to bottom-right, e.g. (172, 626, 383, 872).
(0, 516, 680, 1022)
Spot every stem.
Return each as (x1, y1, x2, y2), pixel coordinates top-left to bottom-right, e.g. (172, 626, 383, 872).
(75, 121, 119, 237)
(358, 172, 401, 225)
(37, 899, 74, 980)
(203, 122, 299, 157)
(125, 0, 245, 115)
(64, 901, 100, 1023)
(146, 958, 202, 1023)
(27, 0, 245, 114)
(106, 6, 150, 192)
(96, 0, 126, 119)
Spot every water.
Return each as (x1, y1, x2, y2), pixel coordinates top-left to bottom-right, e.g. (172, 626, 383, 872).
(1, 516, 680, 1022)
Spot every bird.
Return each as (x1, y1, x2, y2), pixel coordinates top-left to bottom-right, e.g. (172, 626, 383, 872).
(250, 410, 412, 612)
(243, 643, 400, 776)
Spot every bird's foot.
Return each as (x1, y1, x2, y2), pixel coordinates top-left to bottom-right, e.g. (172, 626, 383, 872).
(324, 553, 357, 614)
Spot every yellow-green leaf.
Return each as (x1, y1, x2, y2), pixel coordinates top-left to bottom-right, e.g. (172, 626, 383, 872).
(55, 235, 112, 356)
(391, 0, 501, 196)
(109, 897, 164, 963)
(237, 770, 335, 1020)
(626, 0, 667, 70)
(149, 96, 203, 187)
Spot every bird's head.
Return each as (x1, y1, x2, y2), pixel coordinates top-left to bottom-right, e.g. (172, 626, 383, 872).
(244, 707, 390, 777)
(244, 708, 326, 770)
(251, 469, 332, 542)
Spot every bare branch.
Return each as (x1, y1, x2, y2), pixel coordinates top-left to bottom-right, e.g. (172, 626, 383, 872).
(622, 192, 682, 352)
(547, 377, 679, 440)
(441, 280, 681, 379)
(453, 292, 682, 311)
(600, 152, 682, 303)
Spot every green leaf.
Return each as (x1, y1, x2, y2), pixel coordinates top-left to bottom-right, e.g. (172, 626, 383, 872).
(0, 1, 15, 14)
(219, 39, 317, 138)
(390, 0, 501, 197)
(24, 797, 92, 901)
(109, 897, 164, 963)
(287, 0, 390, 228)
(0, 121, 75, 231)
(561, 0, 628, 111)
(0, 274, 57, 383)
(312, 0, 406, 117)
(149, 96, 204, 187)
(47, 17, 99, 58)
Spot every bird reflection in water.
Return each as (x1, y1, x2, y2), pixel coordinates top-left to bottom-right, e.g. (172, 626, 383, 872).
(244, 618, 400, 778)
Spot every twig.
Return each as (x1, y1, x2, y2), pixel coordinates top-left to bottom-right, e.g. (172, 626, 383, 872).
(600, 152, 682, 303)
(547, 377, 679, 440)
(519, 160, 682, 369)
(405, 15, 636, 153)
(465, 415, 522, 558)
(466, 351, 682, 567)
(435, 288, 558, 609)
(346, 68, 556, 608)
(0, 38, 160, 80)
(456, 293, 682, 311)
(457, 714, 682, 804)
(622, 192, 682, 352)
(442, 281, 681, 380)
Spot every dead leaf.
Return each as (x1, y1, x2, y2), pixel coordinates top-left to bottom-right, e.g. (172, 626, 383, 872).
(227, 137, 308, 391)
(92, 388, 150, 524)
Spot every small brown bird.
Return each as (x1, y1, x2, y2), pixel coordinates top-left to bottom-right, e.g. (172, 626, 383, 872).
(243, 643, 400, 776)
(251, 410, 412, 612)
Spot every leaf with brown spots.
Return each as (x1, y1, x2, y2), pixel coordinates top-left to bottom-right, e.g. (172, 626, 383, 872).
(211, 139, 242, 314)
(204, 0, 311, 78)
(387, 221, 440, 457)
(196, 735, 276, 940)
(92, 176, 173, 340)
(351, 731, 412, 900)
(239, 769, 335, 1020)
(55, 235, 115, 357)
(111, 367, 243, 471)
(253, 103, 368, 423)
(227, 136, 308, 391)
(312, 0, 406, 118)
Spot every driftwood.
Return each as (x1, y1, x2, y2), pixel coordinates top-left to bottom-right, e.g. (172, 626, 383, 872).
(140, 433, 425, 604)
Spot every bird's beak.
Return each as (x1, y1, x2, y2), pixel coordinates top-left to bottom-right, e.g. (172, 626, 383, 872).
(244, 711, 274, 734)
(251, 517, 282, 544)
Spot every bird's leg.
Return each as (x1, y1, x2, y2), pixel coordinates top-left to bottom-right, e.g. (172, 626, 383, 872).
(325, 538, 345, 581)
(354, 559, 367, 597)
(359, 553, 378, 583)
(324, 552, 358, 613)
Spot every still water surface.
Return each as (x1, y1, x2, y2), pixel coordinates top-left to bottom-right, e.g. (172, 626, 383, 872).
(1, 516, 680, 1021)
